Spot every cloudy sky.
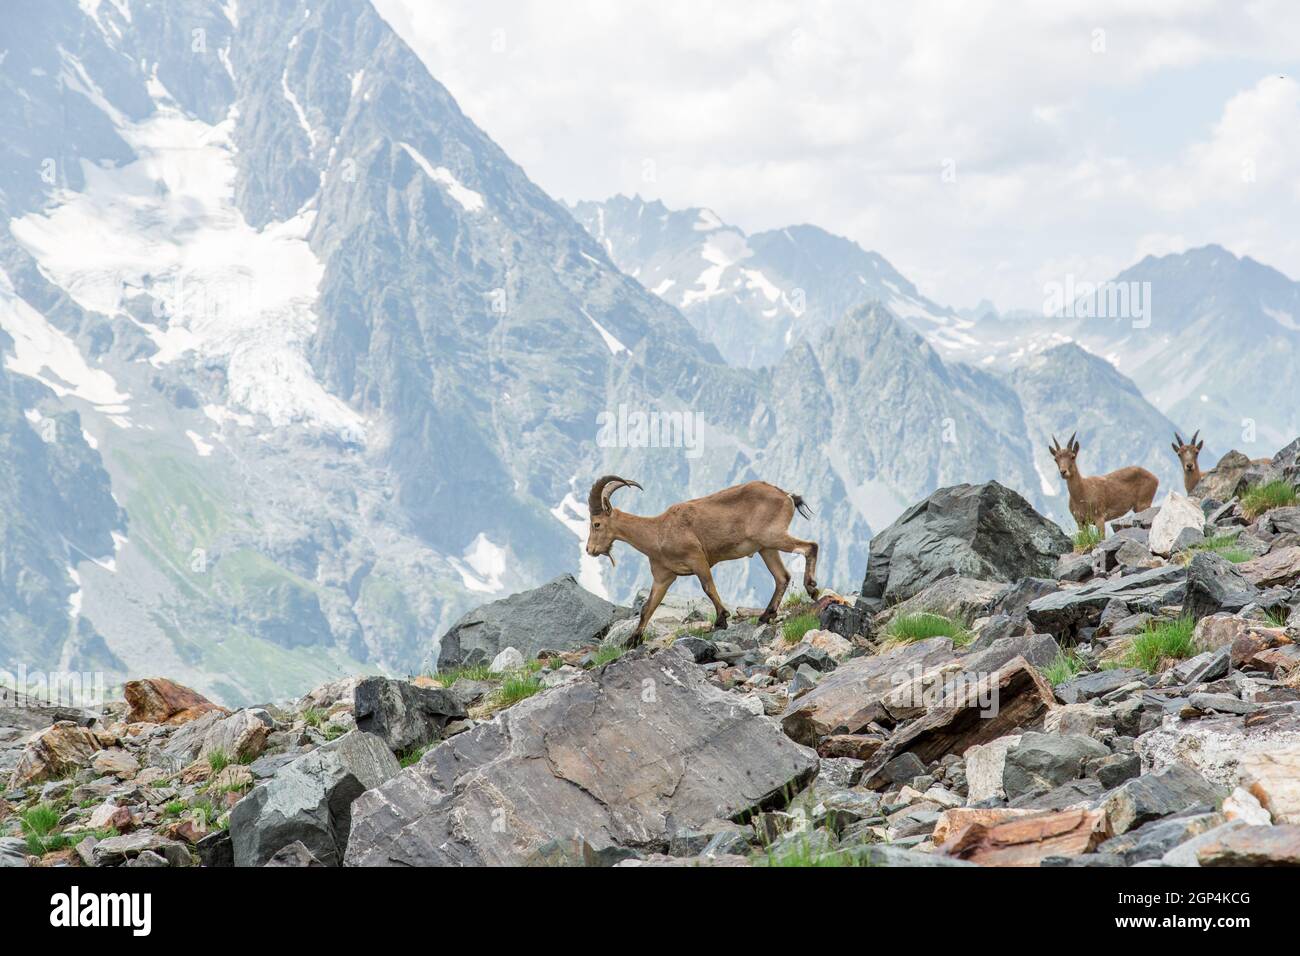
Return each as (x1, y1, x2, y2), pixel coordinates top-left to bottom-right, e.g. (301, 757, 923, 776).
(374, 0, 1300, 313)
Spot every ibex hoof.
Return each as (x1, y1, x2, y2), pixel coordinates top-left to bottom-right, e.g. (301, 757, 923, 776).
(625, 631, 645, 648)
(713, 615, 729, 631)
(805, 581, 820, 599)
(757, 611, 775, 625)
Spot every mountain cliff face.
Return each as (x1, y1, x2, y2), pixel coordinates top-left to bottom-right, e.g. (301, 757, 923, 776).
(0, 0, 1191, 703)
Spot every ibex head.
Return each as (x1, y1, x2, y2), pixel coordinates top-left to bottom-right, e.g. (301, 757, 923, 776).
(1171, 430, 1203, 477)
(1048, 432, 1080, 480)
(585, 475, 642, 565)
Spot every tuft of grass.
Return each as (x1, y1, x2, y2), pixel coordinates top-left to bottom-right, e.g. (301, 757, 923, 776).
(398, 745, 427, 769)
(1073, 523, 1103, 553)
(1264, 608, 1290, 628)
(434, 663, 492, 687)
(1184, 532, 1252, 564)
(301, 707, 324, 728)
(495, 672, 543, 708)
(884, 612, 972, 647)
(323, 724, 347, 742)
(1043, 649, 1086, 686)
(1241, 479, 1297, 520)
(1124, 616, 1195, 673)
(207, 749, 231, 774)
(782, 589, 810, 609)
(163, 800, 186, 818)
(782, 612, 821, 645)
(20, 803, 63, 856)
(588, 644, 624, 668)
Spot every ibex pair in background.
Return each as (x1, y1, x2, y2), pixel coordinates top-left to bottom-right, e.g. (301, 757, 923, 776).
(1171, 430, 1204, 493)
(1049, 432, 1159, 537)
(585, 476, 820, 645)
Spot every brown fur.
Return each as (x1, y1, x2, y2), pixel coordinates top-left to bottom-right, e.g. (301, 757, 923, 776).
(1049, 433, 1158, 537)
(1171, 430, 1204, 493)
(586, 476, 819, 644)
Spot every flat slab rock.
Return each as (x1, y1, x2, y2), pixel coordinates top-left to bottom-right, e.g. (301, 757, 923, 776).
(345, 646, 818, 866)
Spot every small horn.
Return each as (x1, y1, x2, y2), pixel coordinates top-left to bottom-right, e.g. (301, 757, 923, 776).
(1068, 431, 1078, 451)
(1191, 430, 1199, 445)
(1050, 434, 1060, 451)
(1174, 432, 1184, 446)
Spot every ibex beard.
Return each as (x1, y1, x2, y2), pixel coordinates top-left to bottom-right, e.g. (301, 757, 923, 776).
(585, 476, 820, 646)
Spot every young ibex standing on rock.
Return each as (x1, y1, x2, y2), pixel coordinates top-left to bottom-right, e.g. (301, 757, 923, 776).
(1171, 430, 1204, 493)
(1049, 433, 1159, 537)
(585, 476, 820, 645)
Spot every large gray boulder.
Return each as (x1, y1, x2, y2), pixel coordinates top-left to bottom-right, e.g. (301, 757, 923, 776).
(345, 646, 818, 866)
(353, 678, 465, 753)
(230, 731, 401, 867)
(1182, 552, 1260, 621)
(859, 482, 1070, 610)
(436, 574, 633, 669)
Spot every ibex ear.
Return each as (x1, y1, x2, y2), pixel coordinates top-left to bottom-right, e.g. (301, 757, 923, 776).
(1171, 442, 1180, 454)
(1196, 439, 1204, 451)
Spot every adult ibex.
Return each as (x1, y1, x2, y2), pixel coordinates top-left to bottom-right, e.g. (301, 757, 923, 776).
(1049, 433, 1158, 537)
(585, 476, 820, 645)
(1171, 430, 1204, 493)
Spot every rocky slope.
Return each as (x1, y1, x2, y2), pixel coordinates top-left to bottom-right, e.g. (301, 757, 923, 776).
(6, 436, 1298, 867)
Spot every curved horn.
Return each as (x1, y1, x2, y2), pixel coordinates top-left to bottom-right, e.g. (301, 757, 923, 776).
(1191, 429, 1199, 445)
(1174, 432, 1184, 446)
(1050, 434, 1060, 451)
(1067, 431, 1078, 451)
(587, 475, 642, 515)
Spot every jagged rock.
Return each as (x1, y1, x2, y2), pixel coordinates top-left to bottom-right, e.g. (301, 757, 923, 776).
(1171, 646, 1231, 684)
(1194, 450, 1277, 501)
(264, 841, 325, 867)
(1089, 752, 1142, 788)
(876, 576, 1009, 627)
(780, 637, 956, 746)
(9, 721, 108, 788)
(1239, 546, 1300, 588)
(801, 629, 854, 662)
(1137, 705, 1300, 786)
(92, 830, 193, 867)
(817, 734, 886, 761)
(195, 829, 234, 868)
(230, 731, 401, 867)
(1183, 553, 1261, 620)
(353, 677, 465, 753)
(437, 574, 632, 669)
(0, 837, 29, 868)
(818, 601, 868, 639)
(959, 633, 1061, 673)
(295, 677, 360, 713)
(1188, 693, 1255, 715)
(200, 709, 272, 763)
(1102, 763, 1225, 835)
(1195, 824, 1300, 866)
(1054, 668, 1146, 704)
(1238, 745, 1300, 824)
(345, 647, 818, 866)
(1222, 787, 1273, 825)
(938, 807, 1110, 866)
(90, 748, 138, 778)
(1096, 811, 1225, 864)
(964, 735, 1023, 801)
(862, 657, 1057, 788)
(858, 481, 1070, 610)
(124, 678, 226, 726)
(1026, 565, 1186, 637)
(1148, 493, 1206, 556)
(1002, 732, 1109, 800)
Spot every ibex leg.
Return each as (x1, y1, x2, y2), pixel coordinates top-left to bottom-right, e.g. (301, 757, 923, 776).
(694, 563, 729, 630)
(757, 548, 790, 623)
(773, 534, 819, 599)
(631, 567, 675, 646)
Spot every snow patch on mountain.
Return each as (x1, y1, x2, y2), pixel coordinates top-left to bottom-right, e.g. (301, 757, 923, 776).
(400, 143, 484, 212)
(9, 101, 365, 439)
(448, 533, 508, 594)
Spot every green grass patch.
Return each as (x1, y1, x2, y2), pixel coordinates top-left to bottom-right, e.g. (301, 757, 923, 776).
(1184, 532, 1253, 564)
(398, 746, 427, 769)
(1124, 616, 1196, 673)
(207, 749, 231, 773)
(883, 612, 972, 647)
(1241, 479, 1297, 520)
(20, 803, 64, 856)
(782, 612, 821, 645)
(434, 663, 493, 687)
(301, 707, 324, 728)
(782, 590, 810, 609)
(1073, 523, 1103, 552)
(495, 672, 543, 708)
(755, 839, 872, 868)
(588, 644, 624, 667)
(1043, 649, 1086, 686)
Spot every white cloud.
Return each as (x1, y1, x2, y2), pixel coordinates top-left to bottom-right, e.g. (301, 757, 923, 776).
(374, 0, 1300, 311)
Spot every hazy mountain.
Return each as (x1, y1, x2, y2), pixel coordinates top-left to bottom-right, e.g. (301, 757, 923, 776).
(570, 195, 974, 368)
(935, 245, 1300, 458)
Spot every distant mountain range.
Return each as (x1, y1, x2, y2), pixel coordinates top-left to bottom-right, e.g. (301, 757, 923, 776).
(0, 0, 1280, 704)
